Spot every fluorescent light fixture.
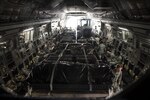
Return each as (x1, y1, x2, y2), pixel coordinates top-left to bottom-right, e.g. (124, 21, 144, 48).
(0, 42, 6, 45)
(66, 12, 87, 16)
(94, 7, 112, 10)
(105, 24, 111, 27)
(119, 27, 128, 31)
(23, 27, 34, 32)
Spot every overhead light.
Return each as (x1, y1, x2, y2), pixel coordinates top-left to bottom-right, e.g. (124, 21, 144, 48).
(0, 42, 6, 45)
(0, 35, 2, 38)
(105, 24, 110, 27)
(23, 27, 34, 32)
(119, 27, 128, 31)
(94, 7, 112, 10)
(66, 12, 87, 16)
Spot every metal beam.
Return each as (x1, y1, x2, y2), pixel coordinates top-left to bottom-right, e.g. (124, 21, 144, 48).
(0, 19, 51, 31)
(101, 18, 150, 30)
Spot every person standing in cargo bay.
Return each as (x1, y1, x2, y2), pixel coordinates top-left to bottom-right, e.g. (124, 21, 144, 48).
(111, 64, 123, 93)
(98, 41, 106, 58)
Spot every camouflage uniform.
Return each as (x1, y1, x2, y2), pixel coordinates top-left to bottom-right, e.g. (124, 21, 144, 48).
(111, 65, 123, 92)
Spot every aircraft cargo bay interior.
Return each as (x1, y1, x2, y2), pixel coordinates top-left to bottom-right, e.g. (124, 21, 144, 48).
(0, 0, 150, 100)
